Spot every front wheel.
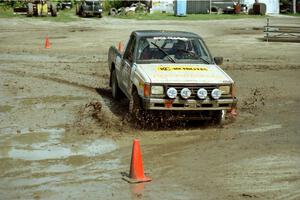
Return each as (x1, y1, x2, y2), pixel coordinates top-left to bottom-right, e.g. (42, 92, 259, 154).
(129, 89, 144, 122)
(211, 110, 226, 125)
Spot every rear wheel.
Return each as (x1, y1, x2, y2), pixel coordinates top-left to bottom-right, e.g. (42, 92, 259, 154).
(27, 3, 33, 17)
(111, 70, 122, 99)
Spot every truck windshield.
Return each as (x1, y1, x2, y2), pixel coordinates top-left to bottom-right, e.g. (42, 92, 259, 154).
(86, 1, 99, 6)
(137, 37, 212, 64)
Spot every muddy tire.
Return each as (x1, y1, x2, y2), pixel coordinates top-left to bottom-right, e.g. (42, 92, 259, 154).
(111, 70, 122, 99)
(27, 3, 33, 17)
(51, 4, 57, 17)
(109, 8, 117, 16)
(211, 110, 226, 126)
(98, 13, 102, 18)
(129, 89, 144, 122)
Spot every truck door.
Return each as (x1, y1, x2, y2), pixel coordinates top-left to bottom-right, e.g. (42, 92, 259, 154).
(120, 35, 136, 94)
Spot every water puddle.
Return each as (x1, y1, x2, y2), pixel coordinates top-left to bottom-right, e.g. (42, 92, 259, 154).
(0, 126, 122, 194)
(240, 124, 282, 133)
(0, 127, 118, 161)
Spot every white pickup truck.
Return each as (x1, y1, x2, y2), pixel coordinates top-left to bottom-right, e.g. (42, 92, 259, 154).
(108, 30, 237, 124)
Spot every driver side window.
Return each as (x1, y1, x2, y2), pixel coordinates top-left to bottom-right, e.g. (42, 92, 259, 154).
(123, 36, 136, 63)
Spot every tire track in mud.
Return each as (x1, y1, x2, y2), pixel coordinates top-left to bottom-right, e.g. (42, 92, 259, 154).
(220, 154, 300, 199)
(223, 63, 300, 71)
(0, 27, 96, 33)
(276, 190, 300, 200)
(0, 69, 96, 92)
(0, 69, 126, 133)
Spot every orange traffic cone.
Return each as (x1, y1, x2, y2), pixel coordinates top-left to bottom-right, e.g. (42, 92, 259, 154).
(123, 139, 152, 184)
(45, 35, 51, 49)
(117, 42, 123, 52)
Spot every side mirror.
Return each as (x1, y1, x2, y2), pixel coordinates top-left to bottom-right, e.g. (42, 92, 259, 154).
(214, 57, 223, 65)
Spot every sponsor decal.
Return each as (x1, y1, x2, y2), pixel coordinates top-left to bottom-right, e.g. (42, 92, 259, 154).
(156, 66, 208, 71)
(153, 37, 189, 41)
(152, 74, 223, 79)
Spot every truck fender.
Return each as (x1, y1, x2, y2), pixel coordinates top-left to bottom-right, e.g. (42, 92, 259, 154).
(115, 56, 122, 70)
(129, 64, 138, 97)
(132, 75, 145, 97)
(130, 64, 137, 82)
(109, 62, 115, 87)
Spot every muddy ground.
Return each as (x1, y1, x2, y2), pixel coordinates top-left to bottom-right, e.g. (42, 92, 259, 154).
(0, 16, 300, 200)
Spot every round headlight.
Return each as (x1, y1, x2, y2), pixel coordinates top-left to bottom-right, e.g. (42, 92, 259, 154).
(180, 88, 191, 99)
(211, 88, 222, 100)
(167, 87, 177, 99)
(197, 88, 207, 99)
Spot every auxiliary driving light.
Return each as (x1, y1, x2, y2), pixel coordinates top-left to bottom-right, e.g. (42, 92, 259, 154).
(197, 88, 207, 99)
(167, 88, 177, 99)
(180, 88, 191, 99)
(211, 88, 222, 100)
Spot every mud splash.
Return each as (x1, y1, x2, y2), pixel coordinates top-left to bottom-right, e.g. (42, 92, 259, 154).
(72, 100, 129, 136)
(241, 88, 266, 114)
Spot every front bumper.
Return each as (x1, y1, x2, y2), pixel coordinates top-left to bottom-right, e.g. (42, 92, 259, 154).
(143, 97, 238, 111)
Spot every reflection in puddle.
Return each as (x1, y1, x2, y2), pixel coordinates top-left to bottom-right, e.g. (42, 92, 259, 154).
(0, 126, 122, 195)
(9, 146, 72, 161)
(41, 163, 73, 173)
(131, 183, 145, 200)
(240, 124, 282, 133)
(0, 128, 122, 194)
(1, 127, 118, 161)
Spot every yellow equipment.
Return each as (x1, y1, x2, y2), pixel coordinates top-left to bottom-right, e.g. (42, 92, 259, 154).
(27, 0, 57, 17)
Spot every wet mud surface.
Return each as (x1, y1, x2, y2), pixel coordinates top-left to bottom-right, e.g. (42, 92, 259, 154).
(0, 16, 300, 199)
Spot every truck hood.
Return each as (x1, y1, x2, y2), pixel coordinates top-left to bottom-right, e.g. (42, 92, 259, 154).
(137, 63, 233, 84)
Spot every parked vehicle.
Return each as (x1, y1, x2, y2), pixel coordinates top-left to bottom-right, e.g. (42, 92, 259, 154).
(57, 0, 73, 10)
(13, 0, 57, 17)
(108, 30, 238, 124)
(76, 0, 102, 18)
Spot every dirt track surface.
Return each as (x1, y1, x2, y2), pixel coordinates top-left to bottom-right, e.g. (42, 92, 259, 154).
(0, 16, 300, 200)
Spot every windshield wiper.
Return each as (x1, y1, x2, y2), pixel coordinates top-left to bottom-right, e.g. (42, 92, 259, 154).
(180, 49, 210, 64)
(151, 42, 176, 63)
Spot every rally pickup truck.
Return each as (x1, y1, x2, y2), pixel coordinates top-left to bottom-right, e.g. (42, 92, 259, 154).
(108, 30, 237, 124)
